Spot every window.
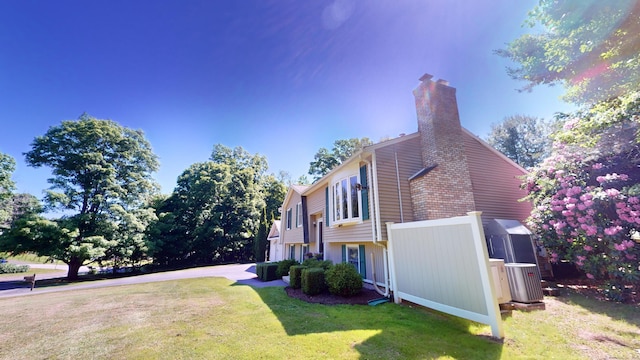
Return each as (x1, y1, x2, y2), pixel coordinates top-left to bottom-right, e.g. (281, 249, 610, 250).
(342, 244, 366, 277)
(301, 244, 309, 261)
(289, 244, 296, 260)
(286, 208, 292, 230)
(331, 175, 360, 225)
(347, 245, 359, 270)
(296, 202, 302, 227)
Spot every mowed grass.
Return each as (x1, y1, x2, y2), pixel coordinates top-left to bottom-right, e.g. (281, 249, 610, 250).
(0, 278, 639, 360)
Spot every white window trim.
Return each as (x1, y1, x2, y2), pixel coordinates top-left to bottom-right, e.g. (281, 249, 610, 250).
(346, 244, 360, 272)
(296, 202, 303, 228)
(286, 208, 292, 230)
(330, 173, 362, 227)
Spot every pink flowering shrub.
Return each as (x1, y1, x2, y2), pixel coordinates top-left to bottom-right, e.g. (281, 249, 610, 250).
(524, 92, 640, 290)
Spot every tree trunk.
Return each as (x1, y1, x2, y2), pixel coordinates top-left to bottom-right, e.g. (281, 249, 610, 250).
(67, 257, 82, 280)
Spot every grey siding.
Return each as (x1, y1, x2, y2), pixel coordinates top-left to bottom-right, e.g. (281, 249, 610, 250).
(463, 132, 532, 223)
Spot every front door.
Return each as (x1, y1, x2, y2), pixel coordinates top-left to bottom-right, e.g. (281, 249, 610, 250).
(317, 219, 324, 256)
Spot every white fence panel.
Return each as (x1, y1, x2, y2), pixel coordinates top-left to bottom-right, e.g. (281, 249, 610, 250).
(386, 211, 504, 338)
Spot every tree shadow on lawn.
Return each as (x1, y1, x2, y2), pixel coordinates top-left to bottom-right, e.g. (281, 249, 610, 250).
(552, 284, 640, 328)
(247, 284, 504, 359)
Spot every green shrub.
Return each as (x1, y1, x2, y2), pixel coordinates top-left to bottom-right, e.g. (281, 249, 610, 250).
(325, 263, 363, 297)
(0, 263, 30, 274)
(301, 258, 333, 270)
(301, 267, 326, 295)
(256, 262, 279, 281)
(289, 265, 307, 289)
(276, 259, 299, 278)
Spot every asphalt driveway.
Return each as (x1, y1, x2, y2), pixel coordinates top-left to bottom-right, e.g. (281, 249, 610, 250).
(0, 263, 287, 298)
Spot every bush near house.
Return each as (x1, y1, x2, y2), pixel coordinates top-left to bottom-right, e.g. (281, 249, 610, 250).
(301, 258, 333, 270)
(301, 268, 326, 295)
(255, 262, 279, 281)
(325, 263, 363, 297)
(276, 259, 299, 278)
(289, 265, 306, 289)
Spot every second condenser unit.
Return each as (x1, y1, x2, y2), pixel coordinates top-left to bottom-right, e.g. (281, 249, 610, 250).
(505, 263, 544, 303)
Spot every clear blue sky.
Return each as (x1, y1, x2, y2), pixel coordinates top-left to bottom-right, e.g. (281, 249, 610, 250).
(0, 0, 575, 197)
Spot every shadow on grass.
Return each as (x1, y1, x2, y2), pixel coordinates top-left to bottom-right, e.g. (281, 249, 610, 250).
(553, 286, 640, 328)
(0, 280, 34, 291)
(248, 284, 504, 359)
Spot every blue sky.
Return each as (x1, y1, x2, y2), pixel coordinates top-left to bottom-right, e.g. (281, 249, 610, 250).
(0, 0, 575, 198)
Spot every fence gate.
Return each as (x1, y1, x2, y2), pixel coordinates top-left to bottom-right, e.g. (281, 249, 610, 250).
(386, 211, 503, 338)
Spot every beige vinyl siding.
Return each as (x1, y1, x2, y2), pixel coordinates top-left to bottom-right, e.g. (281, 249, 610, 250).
(325, 243, 343, 267)
(374, 136, 423, 239)
(306, 187, 326, 216)
(323, 221, 372, 242)
(463, 131, 532, 223)
(281, 192, 305, 244)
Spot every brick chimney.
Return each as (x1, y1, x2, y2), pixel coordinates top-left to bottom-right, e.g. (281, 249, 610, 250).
(409, 74, 476, 220)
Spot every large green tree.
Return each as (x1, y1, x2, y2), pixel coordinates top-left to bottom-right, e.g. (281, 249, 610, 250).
(485, 115, 555, 168)
(2, 115, 159, 279)
(497, 0, 640, 104)
(308, 137, 373, 181)
(0, 152, 16, 226)
(0, 193, 42, 229)
(147, 145, 283, 265)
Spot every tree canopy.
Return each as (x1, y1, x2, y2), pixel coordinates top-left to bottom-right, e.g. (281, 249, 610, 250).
(485, 115, 555, 168)
(308, 137, 373, 181)
(524, 91, 640, 298)
(497, 0, 640, 105)
(147, 145, 285, 266)
(1, 115, 159, 279)
(0, 152, 16, 226)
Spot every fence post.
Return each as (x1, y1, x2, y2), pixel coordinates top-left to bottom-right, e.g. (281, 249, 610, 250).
(467, 211, 504, 339)
(385, 222, 400, 304)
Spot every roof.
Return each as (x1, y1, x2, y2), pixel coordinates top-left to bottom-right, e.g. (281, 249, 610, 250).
(290, 184, 310, 194)
(267, 220, 280, 240)
(282, 184, 310, 210)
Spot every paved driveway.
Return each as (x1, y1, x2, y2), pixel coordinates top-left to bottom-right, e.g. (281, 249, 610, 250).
(0, 263, 287, 298)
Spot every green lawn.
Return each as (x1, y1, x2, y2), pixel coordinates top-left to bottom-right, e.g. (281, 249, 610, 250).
(0, 278, 638, 359)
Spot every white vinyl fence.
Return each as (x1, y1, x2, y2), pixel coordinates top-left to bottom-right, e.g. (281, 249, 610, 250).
(386, 211, 503, 338)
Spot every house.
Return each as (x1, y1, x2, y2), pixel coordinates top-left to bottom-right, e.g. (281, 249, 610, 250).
(267, 220, 282, 262)
(277, 74, 547, 291)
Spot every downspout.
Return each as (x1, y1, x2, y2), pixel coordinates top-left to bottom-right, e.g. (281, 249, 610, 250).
(366, 153, 390, 297)
(394, 148, 404, 223)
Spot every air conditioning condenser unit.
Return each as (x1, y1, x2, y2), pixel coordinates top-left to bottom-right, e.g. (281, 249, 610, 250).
(505, 263, 544, 303)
